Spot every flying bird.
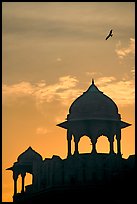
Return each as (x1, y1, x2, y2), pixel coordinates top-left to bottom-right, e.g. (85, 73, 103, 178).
(105, 29, 113, 40)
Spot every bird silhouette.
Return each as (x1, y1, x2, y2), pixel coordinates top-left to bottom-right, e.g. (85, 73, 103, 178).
(105, 29, 113, 40)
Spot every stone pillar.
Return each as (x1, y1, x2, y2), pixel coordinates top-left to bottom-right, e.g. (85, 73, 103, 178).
(21, 172, 26, 193)
(116, 127, 121, 156)
(74, 137, 79, 155)
(92, 143, 97, 153)
(67, 129, 72, 157)
(13, 179, 17, 195)
(13, 172, 18, 196)
(91, 137, 97, 154)
(108, 135, 115, 154)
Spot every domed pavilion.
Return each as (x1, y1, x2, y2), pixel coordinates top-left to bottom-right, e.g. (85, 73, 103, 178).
(7, 147, 42, 196)
(57, 79, 131, 157)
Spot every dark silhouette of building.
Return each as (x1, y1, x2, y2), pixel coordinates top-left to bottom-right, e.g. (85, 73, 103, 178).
(7, 80, 135, 204)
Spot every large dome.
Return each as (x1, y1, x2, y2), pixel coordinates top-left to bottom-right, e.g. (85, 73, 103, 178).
(57, 80, 131, 129)
(67, 80, 120, 121)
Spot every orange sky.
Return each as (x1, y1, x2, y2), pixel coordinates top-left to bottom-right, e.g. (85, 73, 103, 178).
(2, 2, 135, 202)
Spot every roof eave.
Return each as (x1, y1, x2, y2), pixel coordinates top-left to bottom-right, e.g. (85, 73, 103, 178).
(57, 120, 132, 130)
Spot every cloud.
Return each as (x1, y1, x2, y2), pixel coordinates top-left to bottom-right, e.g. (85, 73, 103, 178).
(115, 38, 135, 59)
(3, 3, 134, 43)
(34, 76, 80, 106)
(2, 82, 35, 105)
(130, 67, 135, 77)
(56, 57, 62, 62)
(2, 74, 134, 110)
(85, 71, 102, 77)
(2, 82, 34, 95)
(95, 76, 116, 86)
(36, 127, 48, 135)
(96, 76, 135, 106)
(2, 75, 81, 107)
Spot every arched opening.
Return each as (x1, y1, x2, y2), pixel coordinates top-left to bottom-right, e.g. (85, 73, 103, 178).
(24, 173, 33, 193)
(114, 135, 117, 153)
(96, 135, 109, 153)
(79, 136, 91, 154)
(16, 172, 33, 194)
(71, 136, 75, 155)
(17, 174, 22, 193)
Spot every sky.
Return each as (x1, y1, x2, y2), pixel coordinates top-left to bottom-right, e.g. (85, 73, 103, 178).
(2, 2, 135, 202)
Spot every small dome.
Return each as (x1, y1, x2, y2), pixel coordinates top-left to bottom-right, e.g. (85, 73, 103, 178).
(68, 80, 120, 121)
(17, 147, 42, 163)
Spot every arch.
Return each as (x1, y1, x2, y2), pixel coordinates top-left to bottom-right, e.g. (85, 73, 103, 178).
(79, 135, 91, 153)
(17, 174, 22, 193)
(24, 172, 33, 193)
(71, 136, 75, 155)
(14, 168, 33, 194)
(113, 135, 117, 153)
(96, 135, 109, 153)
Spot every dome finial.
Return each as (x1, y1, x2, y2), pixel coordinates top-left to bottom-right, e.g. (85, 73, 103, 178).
(86, 79, 101, 93)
